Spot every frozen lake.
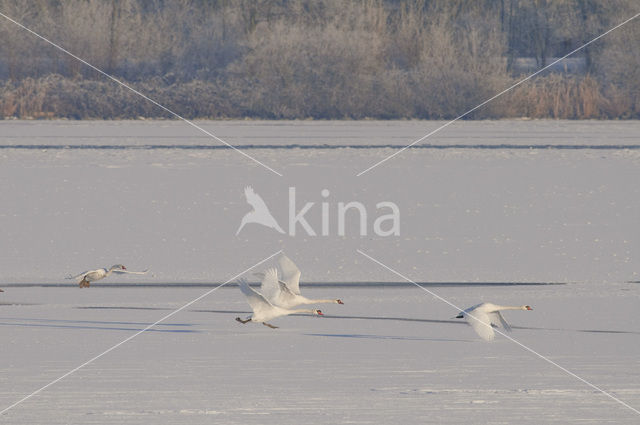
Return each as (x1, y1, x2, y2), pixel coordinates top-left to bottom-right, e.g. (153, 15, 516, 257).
(1, 120, 639, 423)
(1, 284, 639, 424)
(0, 120, 639, 284)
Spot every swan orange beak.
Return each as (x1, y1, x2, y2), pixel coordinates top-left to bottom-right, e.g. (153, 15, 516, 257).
(337, 299, 344, 304)
(525, 305, 533, 310)
(316, 310, 324, 316)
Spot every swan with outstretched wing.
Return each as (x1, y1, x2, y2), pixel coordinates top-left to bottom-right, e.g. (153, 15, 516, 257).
(67, 265, 149, 288)
(255, 255, 344, 308)
(235, 277, 322, 329)
(455, 302, 532, 341)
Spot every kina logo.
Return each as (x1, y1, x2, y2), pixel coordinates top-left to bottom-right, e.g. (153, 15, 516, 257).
(236, 186, 285, 235)
(236, 186, 400, 237)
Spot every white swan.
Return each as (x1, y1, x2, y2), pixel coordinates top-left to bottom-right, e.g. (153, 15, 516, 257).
(67, 265, 149, 288)
(455, 302, 533, 341)
(235, 277, 323, 329)
(236, 186, 285, 235)
(256, 254, 343, 308)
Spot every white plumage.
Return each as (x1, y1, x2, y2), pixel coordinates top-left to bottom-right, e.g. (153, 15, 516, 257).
(67, 265, 149, 288)
(255, 255, 343, 308)
(235, 276, 323, 329)
(456, 302, 533, 341)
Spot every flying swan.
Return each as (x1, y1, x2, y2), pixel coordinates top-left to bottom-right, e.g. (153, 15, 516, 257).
(67, 265, 149, 288)
(255, 254, 343, 308)
(235, 275, 323, 329)
(455, 302, 533, 341)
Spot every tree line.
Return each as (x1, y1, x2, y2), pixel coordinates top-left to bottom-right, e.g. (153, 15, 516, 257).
(0, 0, 638, 119)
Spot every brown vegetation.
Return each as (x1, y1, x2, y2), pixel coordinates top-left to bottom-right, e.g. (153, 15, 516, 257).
(0, 0, 638, 120)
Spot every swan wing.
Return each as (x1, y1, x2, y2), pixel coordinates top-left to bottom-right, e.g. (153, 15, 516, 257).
(278, 280, 296, 296)
(454, 303, 482, 318)
(269, 280, 300, 307)
(113, 269, 150, 275)
(239, 278, 274, 317)
(244, 186, 270, 213)
(462, 303, 484, 313)
(66, 270, 91, 280)
(490, 311, 512, 332)
(259, 268, 284, 303)
(278, 254, 302, 295)
(466, 311, 495, 341)
(67, 268, 103, 281)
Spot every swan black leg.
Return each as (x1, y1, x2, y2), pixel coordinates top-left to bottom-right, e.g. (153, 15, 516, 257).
(236, 317, 250, 324)
(263, 322, 278, 329)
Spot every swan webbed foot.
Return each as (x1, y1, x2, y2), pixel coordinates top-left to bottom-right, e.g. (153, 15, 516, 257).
(235, 317, 250, 324)
(263, 322, 278, 329)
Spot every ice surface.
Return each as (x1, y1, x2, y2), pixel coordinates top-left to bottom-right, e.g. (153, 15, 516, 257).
(0, 120, 639, 423)
(0, 120, 638, 284)
(1, 284, 639, 424)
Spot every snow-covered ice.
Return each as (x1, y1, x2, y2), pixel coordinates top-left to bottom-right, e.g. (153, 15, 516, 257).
(0, 120, 639, 423)
(1, 120, 638, 284)
(1, 284, 639, 424)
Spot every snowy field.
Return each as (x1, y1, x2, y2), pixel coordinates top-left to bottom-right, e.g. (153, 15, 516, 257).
(1, 284, 639, 424)
(1, 120, 639, 284)
(1, 120, 639, 423)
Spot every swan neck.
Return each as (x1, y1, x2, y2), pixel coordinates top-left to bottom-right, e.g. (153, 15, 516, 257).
(106, 265, 121, 275)
(496, 305, 525, 311)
